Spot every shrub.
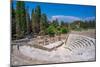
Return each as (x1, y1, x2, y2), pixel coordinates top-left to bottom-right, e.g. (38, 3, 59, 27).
(61, 27, 69, 34)
(47, 25, 56, 37)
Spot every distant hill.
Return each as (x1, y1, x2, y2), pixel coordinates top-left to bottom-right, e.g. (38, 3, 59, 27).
(49, 15, 96, 23)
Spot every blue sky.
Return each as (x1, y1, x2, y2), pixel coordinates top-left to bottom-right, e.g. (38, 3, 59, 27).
(12, 1, 96, 22)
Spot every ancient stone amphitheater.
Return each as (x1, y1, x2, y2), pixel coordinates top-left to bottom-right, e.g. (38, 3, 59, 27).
(11, 34, 96, 66)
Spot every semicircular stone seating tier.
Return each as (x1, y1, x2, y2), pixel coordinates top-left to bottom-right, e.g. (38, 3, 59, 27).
(65, 34, 95, 52)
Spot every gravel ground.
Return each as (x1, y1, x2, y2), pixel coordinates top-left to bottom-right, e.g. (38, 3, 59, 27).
(71, 29, 96, 38)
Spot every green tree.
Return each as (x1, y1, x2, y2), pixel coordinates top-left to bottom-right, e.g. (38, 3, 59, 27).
(34, 5, 41, 33)
(61, 20, 64, 27)
(47, 25, 56, 37)
(60, 27, 69, 34)
(52, 19, 59, 28)
(31, 5, 41, 34)
(31, 8, 37, 33)
(11, 2, 16, 39)
(40, 14, 47, 35)
(26, 6, 31, 34)
(16, 1, 27, 38)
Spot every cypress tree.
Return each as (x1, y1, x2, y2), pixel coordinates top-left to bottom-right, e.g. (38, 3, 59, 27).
(11, 2, 16, 39)
(16, 1, 27, 38)
(40, 14, 47, 35)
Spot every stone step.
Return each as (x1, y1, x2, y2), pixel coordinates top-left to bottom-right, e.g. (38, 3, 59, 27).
(65, 47, 72, 51)
(68, 37, 95, 50)
(83, 37, 95, 46)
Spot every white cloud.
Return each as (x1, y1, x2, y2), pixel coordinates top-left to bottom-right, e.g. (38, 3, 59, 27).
(51, 15, 81, 23)
(83, 16, 96, 21)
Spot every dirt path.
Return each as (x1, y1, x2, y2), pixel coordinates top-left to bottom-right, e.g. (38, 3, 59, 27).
(71, 29, 96, 38)
(11, 45, 48, 66)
